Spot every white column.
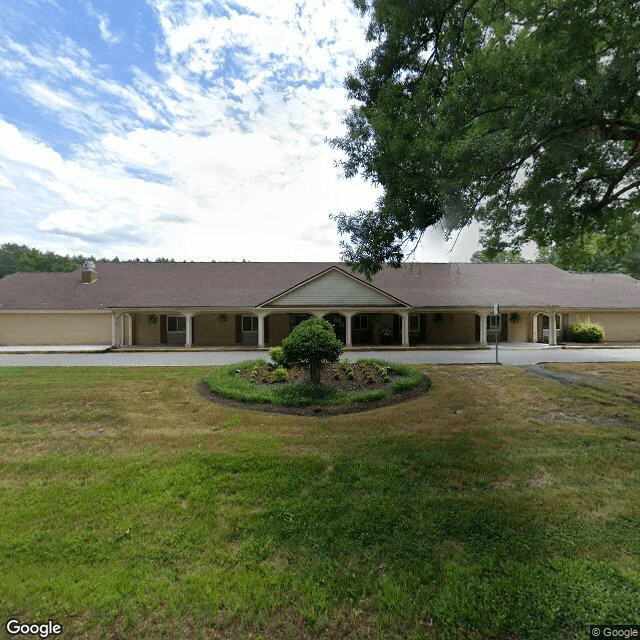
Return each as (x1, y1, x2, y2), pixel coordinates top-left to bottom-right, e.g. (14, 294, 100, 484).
(479, 313, 487, 346)
(184, 313, 193, 348)
(112, 313, 119, 347)
(315, 311, 325, 319)
(345, 313, 353, 347)
(126, 313, 133, 346)
(532, 314, 538, 343)
(401, 312, 409, 347)
(257, 313, 265, 348)
(549, 312, 557, 346)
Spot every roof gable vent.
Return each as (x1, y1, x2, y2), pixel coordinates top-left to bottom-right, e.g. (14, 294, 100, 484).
(81, 260, 97, 284)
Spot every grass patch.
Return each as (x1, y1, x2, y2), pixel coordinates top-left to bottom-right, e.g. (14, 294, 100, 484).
(0, 365, 639, 638)
(203, 358, 423, 407)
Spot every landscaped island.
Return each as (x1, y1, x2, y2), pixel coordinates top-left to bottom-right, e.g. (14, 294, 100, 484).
(201, 317, 429, 415)
(201, 358, 429, 416)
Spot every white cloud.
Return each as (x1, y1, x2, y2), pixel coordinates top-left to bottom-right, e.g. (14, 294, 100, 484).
(81, 1, 121, 45)
(0, 0, 482, 263)
(25, 81, 77, 110)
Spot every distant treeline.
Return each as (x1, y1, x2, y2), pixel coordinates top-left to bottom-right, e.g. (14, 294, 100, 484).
(0, 243, 176, 279)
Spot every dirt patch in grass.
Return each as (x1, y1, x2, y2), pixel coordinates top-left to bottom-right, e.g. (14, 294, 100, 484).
(196, 374, 432, 416)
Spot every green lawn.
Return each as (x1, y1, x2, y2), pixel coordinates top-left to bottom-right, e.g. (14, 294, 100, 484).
(0, 364, 639, 639)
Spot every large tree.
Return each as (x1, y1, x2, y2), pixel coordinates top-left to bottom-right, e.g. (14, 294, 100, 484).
(332, 0, 640, 277)
(536, 225, 640, 278)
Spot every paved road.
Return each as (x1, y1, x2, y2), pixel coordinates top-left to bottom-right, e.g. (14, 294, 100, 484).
(0, 346, 638, 367)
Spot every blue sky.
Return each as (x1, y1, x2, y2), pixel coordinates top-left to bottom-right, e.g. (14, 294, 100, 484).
(0, 0, 479, 261)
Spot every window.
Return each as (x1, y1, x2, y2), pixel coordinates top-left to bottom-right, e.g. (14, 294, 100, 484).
(409, 315, 420, 331)
(167, 316, 186, 332)
(487, 315, 501, 330)
(352, 315, 368, 330)
(242, 316, 258, 332)
(555, 314, 561, 331)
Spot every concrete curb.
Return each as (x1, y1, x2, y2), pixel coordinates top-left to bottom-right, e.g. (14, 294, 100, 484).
(0, 346, 112, 354)
(560, 344, 640, 349)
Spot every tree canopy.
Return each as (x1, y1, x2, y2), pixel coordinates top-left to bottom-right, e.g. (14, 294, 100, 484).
(0, 244, 179, 279)
(332, 0, 640, 277)
(536, 226, 640, 277)
(470, 223, 640, 278)
(0, 244, 84, 279)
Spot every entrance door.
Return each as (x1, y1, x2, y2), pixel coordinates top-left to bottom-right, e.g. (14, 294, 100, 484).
(324, 313, 346, 344)
(537, 315, 550, 342)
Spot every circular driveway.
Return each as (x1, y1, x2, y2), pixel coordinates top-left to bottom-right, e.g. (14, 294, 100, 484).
(0, 346, 638, 366)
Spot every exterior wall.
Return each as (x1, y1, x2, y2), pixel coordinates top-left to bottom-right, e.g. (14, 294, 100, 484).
(134, 314, 161, 345)
(507, 311, 531, 342)
(423, 312, 475, 344)
(567, 311, 640, 342)
(193, 313, 235, 346)
(0, 312, 112, 345)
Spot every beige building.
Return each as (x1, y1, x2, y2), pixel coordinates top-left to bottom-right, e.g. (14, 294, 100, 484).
(1, 261, 639, 347)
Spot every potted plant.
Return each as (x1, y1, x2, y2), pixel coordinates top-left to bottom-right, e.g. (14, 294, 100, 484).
(148, 314, 157, 325)
(218, 313, 229, 324)
(509, 312, 520, 323)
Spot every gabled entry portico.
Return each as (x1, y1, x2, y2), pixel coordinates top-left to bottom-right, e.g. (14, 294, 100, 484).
(257, 266, 412, 347)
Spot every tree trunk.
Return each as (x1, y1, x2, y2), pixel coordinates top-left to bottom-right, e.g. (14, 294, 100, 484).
(310, 363, 322, 385)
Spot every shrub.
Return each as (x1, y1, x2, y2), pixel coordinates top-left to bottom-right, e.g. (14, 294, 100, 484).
(568, 319, 605, 343)
(269, 346, 287, 367)
(272, 366, 288, 383)
(249, 361, 262, 383)
(280, 317, 343, 385)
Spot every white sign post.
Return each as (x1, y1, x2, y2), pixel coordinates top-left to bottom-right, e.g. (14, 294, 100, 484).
(493, 304, 500, 364)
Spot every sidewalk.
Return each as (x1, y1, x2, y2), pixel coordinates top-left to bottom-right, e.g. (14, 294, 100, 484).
(0, 345, 111, 354)
(0, 341, 555, 354)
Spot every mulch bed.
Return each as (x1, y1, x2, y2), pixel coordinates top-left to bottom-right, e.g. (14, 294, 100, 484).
(196, 361, 432, 417)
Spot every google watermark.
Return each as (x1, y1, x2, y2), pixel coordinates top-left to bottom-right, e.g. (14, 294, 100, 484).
(5, 619, 62, 638)
(591, 627, 640, 639)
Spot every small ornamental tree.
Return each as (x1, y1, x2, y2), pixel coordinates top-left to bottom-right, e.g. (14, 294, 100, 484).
(280, 317, 343, 385)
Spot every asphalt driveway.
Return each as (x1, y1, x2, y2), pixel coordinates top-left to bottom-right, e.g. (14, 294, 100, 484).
(0, 345, 638, 366)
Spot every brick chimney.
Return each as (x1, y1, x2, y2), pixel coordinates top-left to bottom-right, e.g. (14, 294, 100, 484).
(81, 260, 97, 284)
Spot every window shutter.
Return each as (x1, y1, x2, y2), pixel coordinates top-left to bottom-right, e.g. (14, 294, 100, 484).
(160, 315, 167, 344)
(264, 316, 269, 344)
(392, 314, 400, 343)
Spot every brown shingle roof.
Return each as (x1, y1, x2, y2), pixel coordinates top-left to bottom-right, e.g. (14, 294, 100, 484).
(0, 262, 639, 310)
